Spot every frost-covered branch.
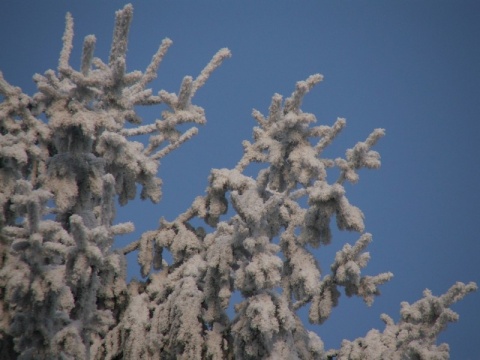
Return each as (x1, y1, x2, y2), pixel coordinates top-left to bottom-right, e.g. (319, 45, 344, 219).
(1, 4, 229, 359)
(118, 75, 392, 358)
(0, 4, 475, 360)
(334, 282, 478, 359)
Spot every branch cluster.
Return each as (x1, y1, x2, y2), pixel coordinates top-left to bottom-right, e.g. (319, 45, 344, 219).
(0, 4, 230, 359)
(0, 4, 475, 360)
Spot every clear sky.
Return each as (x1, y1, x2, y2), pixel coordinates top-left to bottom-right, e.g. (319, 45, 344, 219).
(1, 1, 479, 358)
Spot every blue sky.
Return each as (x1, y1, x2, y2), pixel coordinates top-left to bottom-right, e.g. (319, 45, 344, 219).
(1, 1, 479, 357)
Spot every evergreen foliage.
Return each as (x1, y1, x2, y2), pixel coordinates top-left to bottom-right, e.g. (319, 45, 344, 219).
(0, 5, 476, 359)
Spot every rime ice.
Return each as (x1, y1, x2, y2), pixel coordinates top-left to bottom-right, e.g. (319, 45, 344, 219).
(0, 4, 476, 360)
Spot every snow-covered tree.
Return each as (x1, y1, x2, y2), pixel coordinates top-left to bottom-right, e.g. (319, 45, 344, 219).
(0, 4, 476, 359)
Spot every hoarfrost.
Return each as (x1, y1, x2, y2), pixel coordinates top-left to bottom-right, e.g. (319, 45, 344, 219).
(0, 4, 475, 360)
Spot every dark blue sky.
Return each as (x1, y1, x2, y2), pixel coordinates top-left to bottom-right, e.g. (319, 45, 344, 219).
(1, 1, 479, 357)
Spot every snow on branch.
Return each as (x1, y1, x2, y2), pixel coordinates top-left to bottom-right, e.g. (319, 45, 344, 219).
(1, 4, 230, 358)
(59, 12, 74, 71)
(192, 48, 232, 95)
(0, 4, 476, 359)
(31, 2, 230, 210)
(306, 234, 393, 323)
(109, 4, 133, 67)
(283, 74, 323, 114)
(81, 35, 96, 76)
(336, 128, 385, 184)
(335, 282, 478, 359)
(124, 75, 391, 357)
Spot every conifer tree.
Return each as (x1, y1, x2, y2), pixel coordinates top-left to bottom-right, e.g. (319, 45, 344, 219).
(0, 4, 476, 359)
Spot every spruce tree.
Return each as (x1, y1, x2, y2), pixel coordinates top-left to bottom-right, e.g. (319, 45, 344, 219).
(0, 4, 476, 359)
